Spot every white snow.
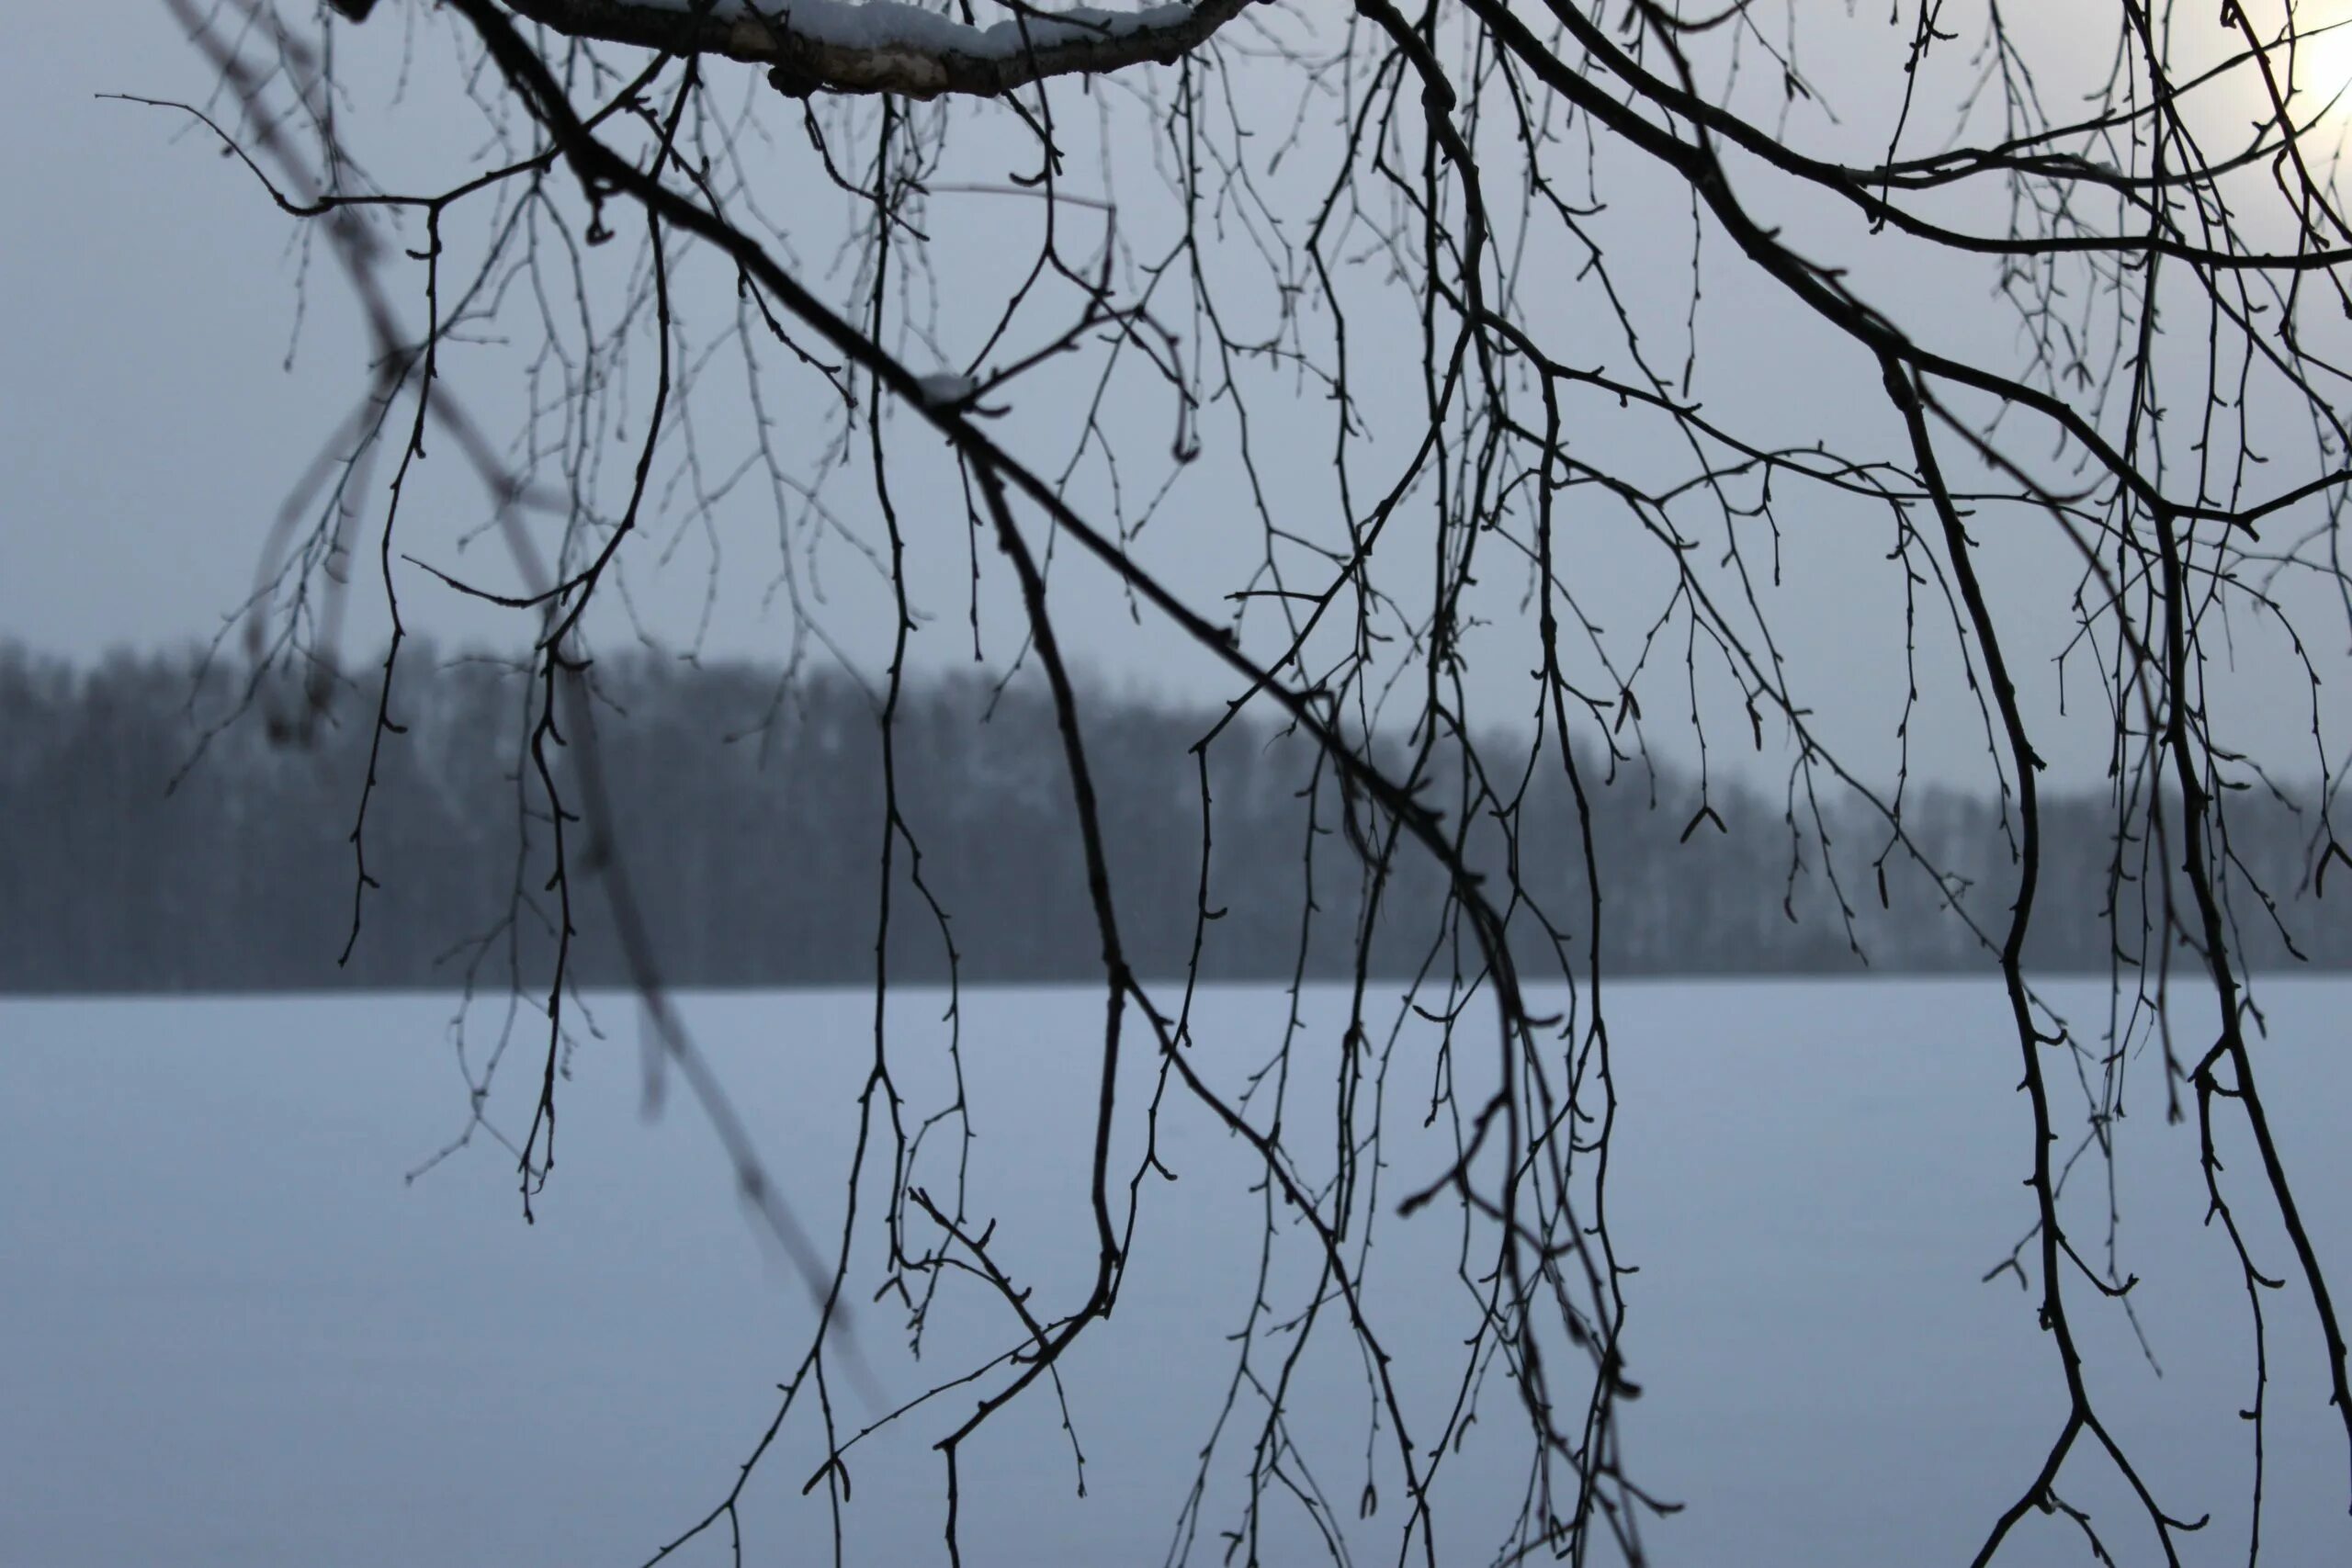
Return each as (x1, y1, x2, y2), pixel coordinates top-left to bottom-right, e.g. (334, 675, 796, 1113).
(635, 0, 1200, 62)
(10, 978, 2350, 1563)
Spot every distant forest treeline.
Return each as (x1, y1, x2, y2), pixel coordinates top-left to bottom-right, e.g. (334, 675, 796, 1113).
(1, 642, 2343, 993)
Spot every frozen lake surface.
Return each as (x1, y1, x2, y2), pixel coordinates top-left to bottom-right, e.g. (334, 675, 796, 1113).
(4, 977, 2347, 1567)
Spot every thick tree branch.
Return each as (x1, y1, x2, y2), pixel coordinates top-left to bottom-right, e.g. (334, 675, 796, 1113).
(497, 0, 1251, 97)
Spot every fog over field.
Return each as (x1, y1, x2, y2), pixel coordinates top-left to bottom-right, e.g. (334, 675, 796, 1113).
(6, 979, 2347, 1568)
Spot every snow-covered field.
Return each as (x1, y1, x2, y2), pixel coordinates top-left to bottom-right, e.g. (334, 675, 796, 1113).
(4, 978, 2347, 1567)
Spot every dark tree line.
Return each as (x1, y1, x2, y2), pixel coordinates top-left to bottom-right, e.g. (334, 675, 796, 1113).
(5, 639, 2339, 996)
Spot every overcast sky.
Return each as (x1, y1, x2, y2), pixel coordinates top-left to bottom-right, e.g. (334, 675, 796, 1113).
(4, 4, 2346, 796)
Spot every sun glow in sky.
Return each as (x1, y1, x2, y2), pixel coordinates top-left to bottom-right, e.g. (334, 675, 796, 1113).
(2279, 5, 2352, 123)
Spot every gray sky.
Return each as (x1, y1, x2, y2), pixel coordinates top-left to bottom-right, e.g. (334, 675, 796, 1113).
(4, 4, 2346, 796)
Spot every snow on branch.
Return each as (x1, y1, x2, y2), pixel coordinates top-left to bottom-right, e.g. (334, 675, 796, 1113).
(496, 0, 1253, 98)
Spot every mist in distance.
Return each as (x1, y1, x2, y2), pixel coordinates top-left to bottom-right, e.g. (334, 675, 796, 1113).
(4, 640, 2344, 998)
